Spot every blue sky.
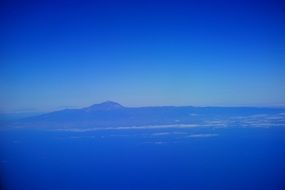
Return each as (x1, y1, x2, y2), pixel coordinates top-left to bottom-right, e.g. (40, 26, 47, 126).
(1, 0, 285, 112)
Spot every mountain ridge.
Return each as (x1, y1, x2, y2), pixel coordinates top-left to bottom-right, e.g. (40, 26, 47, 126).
(84, 101, 125, 111)
(11, 101, 285, 129)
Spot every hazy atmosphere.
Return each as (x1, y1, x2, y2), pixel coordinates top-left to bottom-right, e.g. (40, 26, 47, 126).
(1, 1, 285, 190)
(1, 0, 285, 112)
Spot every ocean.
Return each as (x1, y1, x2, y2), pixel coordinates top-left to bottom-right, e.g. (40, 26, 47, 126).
(1, 126, 285, 190)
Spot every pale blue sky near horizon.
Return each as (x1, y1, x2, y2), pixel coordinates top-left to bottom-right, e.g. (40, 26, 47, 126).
(1, 0, 285, 112)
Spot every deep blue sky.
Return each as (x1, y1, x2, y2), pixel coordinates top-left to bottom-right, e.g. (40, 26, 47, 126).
(1, 0, 285, 112)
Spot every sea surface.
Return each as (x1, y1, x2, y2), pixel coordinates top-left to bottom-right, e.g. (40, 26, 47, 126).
(1, 126, 285, 190)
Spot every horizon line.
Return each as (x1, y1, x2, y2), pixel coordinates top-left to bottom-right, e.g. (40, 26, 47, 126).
(3, 101, 285, 114)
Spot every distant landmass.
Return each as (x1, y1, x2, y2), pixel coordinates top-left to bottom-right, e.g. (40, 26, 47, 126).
(10, 101, 285, 129)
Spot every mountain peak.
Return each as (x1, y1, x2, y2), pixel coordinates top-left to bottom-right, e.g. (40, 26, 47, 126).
(85, 101, 125, 111)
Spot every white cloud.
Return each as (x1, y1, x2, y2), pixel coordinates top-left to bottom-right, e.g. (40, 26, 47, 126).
(187, 133, 219, 138)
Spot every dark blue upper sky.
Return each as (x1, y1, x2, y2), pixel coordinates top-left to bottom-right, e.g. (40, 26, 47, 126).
(1, 0, 285, 112)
